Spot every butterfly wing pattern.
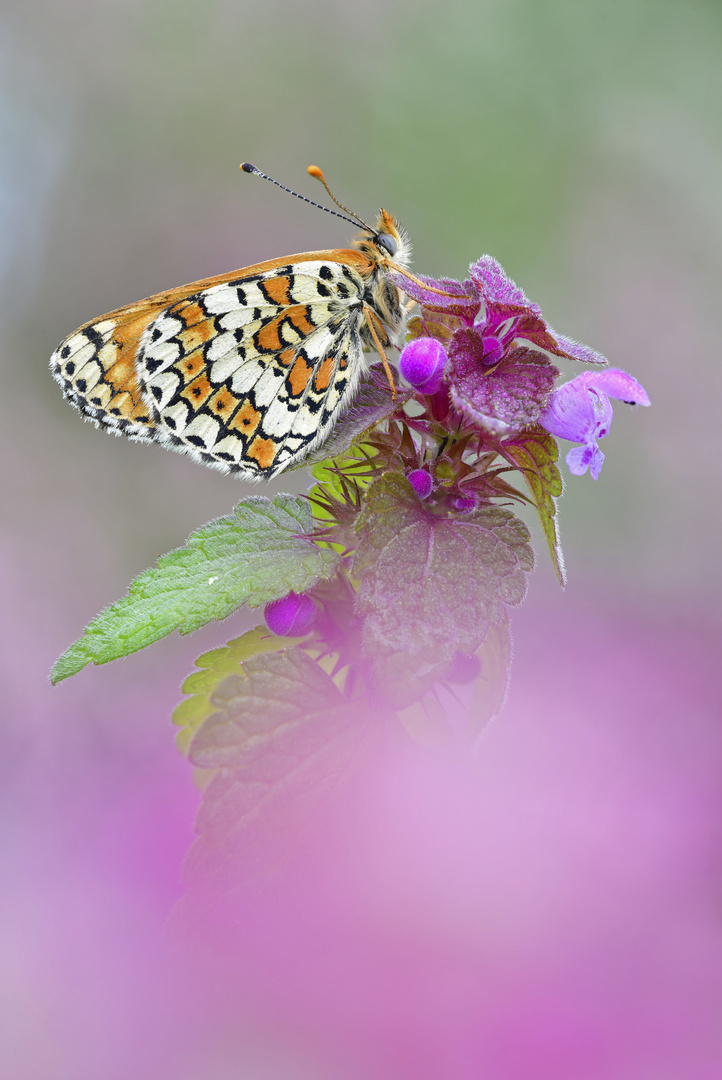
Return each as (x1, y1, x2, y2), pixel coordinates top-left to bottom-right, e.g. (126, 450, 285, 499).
(51, 211, 412, 480)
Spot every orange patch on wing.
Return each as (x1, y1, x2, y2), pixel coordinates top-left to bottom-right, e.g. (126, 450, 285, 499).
(255, 314, 283, 353)
(178, 302, 205, 326)
(247, 435, 277, 470)
(287, 305, 315, 336)
(181, 373, 213, 409)
(313, 354, 336, 392)
(279, 347, 296, 367)
(112, 311, 157, 354)
(207, 388, 239, 421)
(105, 354, 140, 393)
(229, 399, 261, 436)
(288, 355, 313, 397)
(175, 352, 206, 383)
(261, 276, 292, 306)
(178, 320, 214, 353)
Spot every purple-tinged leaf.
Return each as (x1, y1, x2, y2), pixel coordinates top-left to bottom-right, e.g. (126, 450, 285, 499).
(388, 271, 479, 319)
(448, 340, 560, 435)
(469, 255, 541, 313)
(353, 473, 533, 707)
(549, 331, 607, 366)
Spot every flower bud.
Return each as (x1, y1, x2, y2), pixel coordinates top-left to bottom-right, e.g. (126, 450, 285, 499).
(407, 468, 433, 500)
(399, 338, 448, 393)
(264, 591, 317, 637)
(452, 494, 477, 512)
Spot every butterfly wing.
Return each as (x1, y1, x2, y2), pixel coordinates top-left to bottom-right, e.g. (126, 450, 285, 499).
(50, 251, 378, 477)
(136, 258, 374, 478)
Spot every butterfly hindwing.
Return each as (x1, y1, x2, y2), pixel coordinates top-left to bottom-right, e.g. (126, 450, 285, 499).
(135, 260, 369, 477)
(50, 303, 159, 441)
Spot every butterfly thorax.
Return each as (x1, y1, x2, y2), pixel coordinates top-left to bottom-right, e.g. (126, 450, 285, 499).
(354, 209, 412, 352)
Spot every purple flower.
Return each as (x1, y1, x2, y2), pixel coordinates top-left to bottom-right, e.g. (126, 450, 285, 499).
(264, 592, 317, 636)
(540, 369, 650, 480)
(392, 256, 607, 436)
(399, 338, 448, 393)
(407, 468, 434, 500)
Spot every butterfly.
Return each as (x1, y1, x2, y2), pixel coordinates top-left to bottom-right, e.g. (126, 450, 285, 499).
(50, 164, 416, 479)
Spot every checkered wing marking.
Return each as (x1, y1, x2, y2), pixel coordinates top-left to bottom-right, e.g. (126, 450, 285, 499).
(50, 301, 159, 441)
(136, 261, 370, 477)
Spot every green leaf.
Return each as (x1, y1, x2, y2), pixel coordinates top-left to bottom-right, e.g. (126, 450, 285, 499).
(184, 648, 369, 886)
(298, 364, 410, 469)
(172, 626, 303, 754)
(51, 495, 340, 684)
(501, 429, 566, 586)
(353, 473, 533, 707)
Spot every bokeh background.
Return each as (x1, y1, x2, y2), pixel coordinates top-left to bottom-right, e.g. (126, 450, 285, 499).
(2, 0, 722, 1076)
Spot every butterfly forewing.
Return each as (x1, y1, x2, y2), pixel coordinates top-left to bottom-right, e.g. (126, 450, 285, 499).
(135, 260, 369, 477)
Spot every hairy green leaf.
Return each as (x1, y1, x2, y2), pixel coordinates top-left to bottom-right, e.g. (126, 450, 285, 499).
(354, 473, 533, 707)
(51, 495, 340, 683)
(501, 429, 565, 585)
(184, 648, 369, 886)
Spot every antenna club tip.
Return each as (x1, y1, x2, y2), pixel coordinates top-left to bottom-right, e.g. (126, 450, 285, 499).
(240, 162, 258, 173)
(307, 165, 325, 181)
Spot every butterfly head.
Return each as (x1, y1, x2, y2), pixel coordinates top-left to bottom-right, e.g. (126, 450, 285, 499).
(355, 209, 412, 270)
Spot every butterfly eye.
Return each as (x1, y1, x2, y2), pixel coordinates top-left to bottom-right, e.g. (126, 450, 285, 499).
(377, 233, 397, 257)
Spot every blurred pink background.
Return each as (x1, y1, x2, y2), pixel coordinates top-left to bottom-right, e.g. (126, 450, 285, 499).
(2, 0, 722, 1076)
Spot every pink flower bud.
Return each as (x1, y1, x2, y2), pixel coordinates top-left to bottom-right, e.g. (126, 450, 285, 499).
(399, 338, 448, 393)
(407, 468, 433, 500)
(264, 592, 317, 637)
(452, 494, 477, 513)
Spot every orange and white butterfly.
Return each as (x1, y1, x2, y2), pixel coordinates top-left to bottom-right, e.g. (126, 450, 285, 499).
(50, 164, 414, 479)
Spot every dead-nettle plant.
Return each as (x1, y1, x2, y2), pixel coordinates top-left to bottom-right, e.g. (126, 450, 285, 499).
(52, 254, 649, 880)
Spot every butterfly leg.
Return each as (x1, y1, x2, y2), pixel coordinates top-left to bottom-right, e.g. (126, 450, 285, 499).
(362, 305, 397, 400)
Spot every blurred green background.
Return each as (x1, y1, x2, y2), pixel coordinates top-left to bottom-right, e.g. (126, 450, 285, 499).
(5, 0, 721, 640)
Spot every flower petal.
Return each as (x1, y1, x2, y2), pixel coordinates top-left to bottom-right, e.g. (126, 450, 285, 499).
(565, 442, 605, 479)
(539, 378, 597, 443)
(583, 368, 650, 406)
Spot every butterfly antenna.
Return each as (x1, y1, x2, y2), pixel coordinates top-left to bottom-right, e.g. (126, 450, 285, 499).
(306, 166, 372, 230)
(240, 162, 368, 230)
